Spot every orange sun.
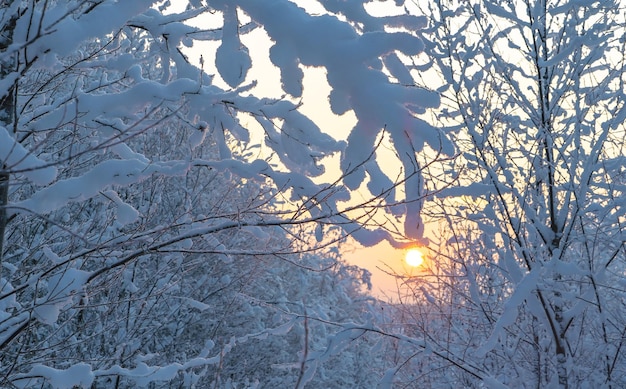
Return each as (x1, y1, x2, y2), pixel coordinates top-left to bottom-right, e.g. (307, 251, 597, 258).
(405, 248, 425, 267)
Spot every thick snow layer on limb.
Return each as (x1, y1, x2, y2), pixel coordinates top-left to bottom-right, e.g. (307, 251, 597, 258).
(215, 4, 252, 88)
(12, 159, 189, 216)
(34, 268, 90, 325)
(13, 363, 94, 389)
(0, 127, 57, 185)
(12, 0, 154, 60)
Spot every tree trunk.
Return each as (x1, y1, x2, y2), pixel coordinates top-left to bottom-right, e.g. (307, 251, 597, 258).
(0, 2, 17, 268)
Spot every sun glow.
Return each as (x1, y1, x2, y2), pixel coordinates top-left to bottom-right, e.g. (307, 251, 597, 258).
(405, 248, 425, 267)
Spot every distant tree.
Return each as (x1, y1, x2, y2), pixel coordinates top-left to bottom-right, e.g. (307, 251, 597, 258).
(382, 0, 626, 387)
(0, 0, 443, 387)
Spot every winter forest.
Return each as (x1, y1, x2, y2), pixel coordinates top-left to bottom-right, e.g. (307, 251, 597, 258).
(1, 0, 625, 388)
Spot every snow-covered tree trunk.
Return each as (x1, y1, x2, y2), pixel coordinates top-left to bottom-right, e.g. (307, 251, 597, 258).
(531, 1, 568, 384)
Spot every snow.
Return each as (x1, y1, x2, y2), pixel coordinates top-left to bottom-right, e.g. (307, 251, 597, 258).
(403, 173, 425, 241)
(474, 267, 540, 358)
(483, 376, 510, 389)
(43, 246, 65, 264)
(0, 278, 19, 321)
(16, 1, 154, 59)
(102, 190, 140, 226)
(13, 159, 189, 216)
(188, 127, 207, 150)
(14, 363, 94, 389)
(350, 227, 392, 248)
(182, 297, 211, 311)
(34, 268, 90, 326)
(0, 127, 57, 185)
(435, 182, 493, 199)
(215, 4, 252, 87)
(76, 77, 199, 120)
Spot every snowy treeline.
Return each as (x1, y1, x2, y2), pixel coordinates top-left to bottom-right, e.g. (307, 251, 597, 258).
(1, 0, 626, 388)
